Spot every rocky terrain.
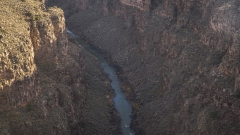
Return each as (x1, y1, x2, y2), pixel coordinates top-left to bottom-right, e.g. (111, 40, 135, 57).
(0, 0, 117, 134)
(47, 0, 240, 134)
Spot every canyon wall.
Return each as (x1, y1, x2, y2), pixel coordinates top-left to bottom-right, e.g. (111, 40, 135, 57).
(0, 0, 117, 134)
(0, 1, 83, 134)
(48, 0, 240, 134)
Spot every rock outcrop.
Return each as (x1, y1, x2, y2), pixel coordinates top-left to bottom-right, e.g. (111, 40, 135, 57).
(30, 7, 68, 60)
(47, 0, 240, 134)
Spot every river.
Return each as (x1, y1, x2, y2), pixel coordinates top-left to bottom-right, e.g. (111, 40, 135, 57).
(67, 29, 135, 135)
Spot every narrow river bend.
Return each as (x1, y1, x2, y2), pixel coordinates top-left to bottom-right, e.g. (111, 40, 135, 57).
(67, 29, 135, 135)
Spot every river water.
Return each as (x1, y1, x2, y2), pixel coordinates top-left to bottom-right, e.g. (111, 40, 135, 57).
(67, 29, 135, 135)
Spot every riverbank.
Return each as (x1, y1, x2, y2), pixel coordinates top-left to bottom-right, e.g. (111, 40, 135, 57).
(67, 35, 122, 134)
(81, 40, 144, 134)
(67, 30, 145, 135)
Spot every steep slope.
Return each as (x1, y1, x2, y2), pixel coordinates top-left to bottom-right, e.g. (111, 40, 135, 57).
(47, 0, 240, 134)
(0, 0, 117, 134)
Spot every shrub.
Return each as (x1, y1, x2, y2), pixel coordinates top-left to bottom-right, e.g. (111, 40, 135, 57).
(209, 110, 218, 119)
(0, 28, 6, 34)
(25, 11, 41, 21)
(236, 90, 240, 98)
(26, 102, 35, 112)
(25, 12, 31, 17)
(35, 15, 41, 21)
(31, 14, 41, 21)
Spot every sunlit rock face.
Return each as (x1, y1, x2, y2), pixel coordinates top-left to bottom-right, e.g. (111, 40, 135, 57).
(30, 7, 68, 61)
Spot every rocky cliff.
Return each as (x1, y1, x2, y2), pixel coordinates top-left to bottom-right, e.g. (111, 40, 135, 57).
(47, 0, 240, 134)
(0, 0, 117, 134)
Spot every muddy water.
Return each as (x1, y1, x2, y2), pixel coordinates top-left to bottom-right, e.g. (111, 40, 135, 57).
(67, 29, 135, 135)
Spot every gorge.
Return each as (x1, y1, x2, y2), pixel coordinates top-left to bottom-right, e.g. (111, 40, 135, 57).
(1, 0, 240, 135)
(67, 29, 135, 135)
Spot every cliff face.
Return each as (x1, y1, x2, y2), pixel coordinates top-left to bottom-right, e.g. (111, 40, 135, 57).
(0, 0, 116, 135)
(0, 0, 68, 91)
(30, 6, 68, 61)
(0, 1, 81, 134)
(48, 0, 240, 134)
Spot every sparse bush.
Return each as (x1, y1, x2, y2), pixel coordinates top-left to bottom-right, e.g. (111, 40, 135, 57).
(199, 73, 205, 79)
(26, 11, 34, 18)
(236, 90, 240, 98)
(209, 110, 218, 119)
(31, 14, 35, 21)
(26, 102, 35, 112)
(31, 14, 41, 21)
(0, 28, 6, 34)
(35, 15, 42, 21)
(25, 11, 41, 21)
(21, 0, 26, 2)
